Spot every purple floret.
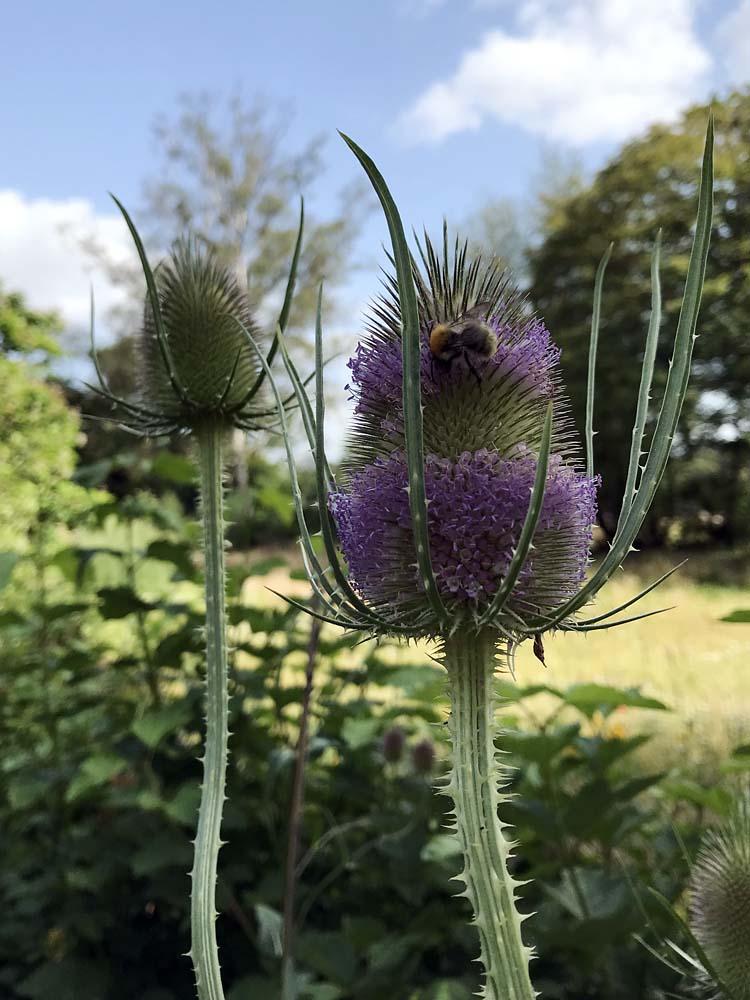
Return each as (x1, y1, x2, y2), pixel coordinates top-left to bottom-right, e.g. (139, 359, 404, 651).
(329, 449, 598, 614)
(346, 317, 560, 421)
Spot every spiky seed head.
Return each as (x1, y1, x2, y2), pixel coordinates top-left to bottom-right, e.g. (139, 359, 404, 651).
(690, 792, 750, 999)
(328, 230, 598, 638)
(138, 239, 262, 430)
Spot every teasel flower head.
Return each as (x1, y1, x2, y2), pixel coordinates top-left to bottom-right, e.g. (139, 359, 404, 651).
(262, 128, 712, 1000)
(328, 238, 599, 638)
(262, 127, 714, 661)
(87, 196, 305, 437)
(687, 791, 750, 999)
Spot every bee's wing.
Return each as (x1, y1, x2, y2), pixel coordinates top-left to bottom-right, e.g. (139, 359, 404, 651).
(462, 301, 493, 321)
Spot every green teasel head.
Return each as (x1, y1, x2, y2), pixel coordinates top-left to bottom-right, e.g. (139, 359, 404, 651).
(689, 791, 750, 999)
(88, 196, 305, 437)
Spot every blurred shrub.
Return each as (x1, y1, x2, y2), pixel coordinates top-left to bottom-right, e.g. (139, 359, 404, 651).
(0, 484, 738, 1000)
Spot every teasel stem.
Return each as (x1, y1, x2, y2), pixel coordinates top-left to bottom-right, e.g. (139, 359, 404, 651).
(443, 632, 536, 1000)
(190, 419, 230, 1000)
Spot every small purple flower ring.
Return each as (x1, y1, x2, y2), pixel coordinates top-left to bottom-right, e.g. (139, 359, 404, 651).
(330, 448, 598, 614)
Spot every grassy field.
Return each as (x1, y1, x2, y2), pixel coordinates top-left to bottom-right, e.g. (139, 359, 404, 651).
(240, 547, 750, 763)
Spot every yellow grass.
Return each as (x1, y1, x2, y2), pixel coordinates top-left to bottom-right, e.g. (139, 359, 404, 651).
(239, 548, 750, 762)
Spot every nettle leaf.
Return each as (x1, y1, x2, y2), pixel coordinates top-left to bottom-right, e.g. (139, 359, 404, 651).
(0, 551, 19, 591)
(65, 753, 127, 802)
(146, 539, 195, 577)
(132, 702, 192, 748)
(496, 679, 562, 702)
(98, 586, 156, 619)
(563, 683, 667, 718)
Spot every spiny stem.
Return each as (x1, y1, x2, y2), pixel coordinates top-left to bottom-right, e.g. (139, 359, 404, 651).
(191, 421, 229, 1000)
(444, 632, 536, 1000)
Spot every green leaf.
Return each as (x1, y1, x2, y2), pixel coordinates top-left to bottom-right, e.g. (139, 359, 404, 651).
(98, 586, 155, 619)
(228, 977, 280, 1000)
(245, 555, 288, 576)
(0, 551, 19, 591)
(151, 451, 196, 484)
(146, 539, 194, 577)
(341, 717, 380, 750)
(132, 702, 192, 748)
(563, 683, 667, 718)
(17, 958, 110, 999)
(131, 834, 192, 876)
(721, 609, 750, 623)
(296, 930, 357, 986)
(421, 834, 462, 864)
(254, 902, 283, 958)
(164, 782, 201, 826)
(65, 753, 127, 802)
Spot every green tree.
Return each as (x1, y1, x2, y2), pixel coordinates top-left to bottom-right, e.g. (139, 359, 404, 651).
(0, 284, 60, 358)
(90, 92, 368, 352)
(0, 288, 89, 551)
(528, 91, 750, 541)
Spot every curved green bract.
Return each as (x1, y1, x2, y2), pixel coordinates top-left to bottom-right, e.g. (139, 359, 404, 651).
(110, 194, 191, 409)
(586, 243, 612, 479)
(537, 115, 713, 630)
(617, 230, 663, 532)
(340, 132, 447, 627)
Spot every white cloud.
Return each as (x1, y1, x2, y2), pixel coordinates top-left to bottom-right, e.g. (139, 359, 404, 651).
(715, 0, 750, 83)
(0, 191, 132, 349)
(397, 0, 712, 145)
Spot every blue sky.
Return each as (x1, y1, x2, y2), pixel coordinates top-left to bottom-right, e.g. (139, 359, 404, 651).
(1, 0, 747, 365)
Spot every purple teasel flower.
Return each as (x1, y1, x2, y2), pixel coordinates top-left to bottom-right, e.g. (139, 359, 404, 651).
(264, 128, 713, 1000)
(326, 227, 602, 649)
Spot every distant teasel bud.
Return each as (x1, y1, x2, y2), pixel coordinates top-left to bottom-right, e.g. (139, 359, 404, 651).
(382, 725, 406, 763)
(690, 792, 750, 999)
(412, 738, 436, 775)
(137, 239, 262, 431)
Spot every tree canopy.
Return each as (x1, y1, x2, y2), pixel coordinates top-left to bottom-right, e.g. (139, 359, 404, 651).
(528, 90, 750, 542)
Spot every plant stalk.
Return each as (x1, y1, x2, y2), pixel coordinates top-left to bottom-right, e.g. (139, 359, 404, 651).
(444, 631, 536, 1000)
(281, 612, 322, 999)
(191, 421, 229, 1000)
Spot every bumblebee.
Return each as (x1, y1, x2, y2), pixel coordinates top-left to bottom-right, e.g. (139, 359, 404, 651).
(428, 305, 497, 383)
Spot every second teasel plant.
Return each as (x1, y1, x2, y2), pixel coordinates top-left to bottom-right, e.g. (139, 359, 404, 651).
(261, 122, 713, 999)
(88, 198, 305, 1000)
